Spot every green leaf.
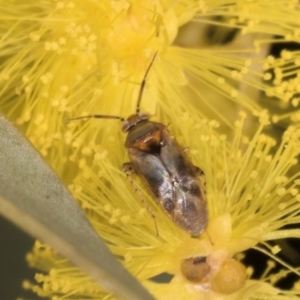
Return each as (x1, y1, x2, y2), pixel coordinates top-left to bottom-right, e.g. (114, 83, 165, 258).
(0, 116, 155, 300)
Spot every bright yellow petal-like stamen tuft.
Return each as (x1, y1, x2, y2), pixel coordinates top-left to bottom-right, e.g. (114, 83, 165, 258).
(1, 1, 300, 299)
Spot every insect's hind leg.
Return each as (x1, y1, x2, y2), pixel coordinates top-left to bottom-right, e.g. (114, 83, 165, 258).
(122, 162, 159, 236)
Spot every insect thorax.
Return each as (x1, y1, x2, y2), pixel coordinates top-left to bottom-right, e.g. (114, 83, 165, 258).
(125, 118, 165, 152)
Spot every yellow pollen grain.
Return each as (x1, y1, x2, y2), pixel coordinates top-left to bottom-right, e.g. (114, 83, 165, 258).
(82, 147, 92, 156)
(121, 216, 130, 224)
(231, 70, 238, 78)
(75, 186, 82, 194)
(245, 194, 252, 201)
(113, 209, 121, 217)
(72, 139, 82, 148)
(49, 269, 57, 276)
(208, 120, 219, 128)
(25, 86, 32, 94)
(125, 252, 133, 262)
(290, 189, 298, 196)
(60, 85, 69, 93)
(277, 188, 286, 196)
(29, 32, 41, 41)
(231, 89, 238, 97)
(22, 75, 30, 83)
(265, 155, 272, 163)
(103, 204, 111, 212)
(250, 171, 258, 179)
(271, 245, 281, 255)
(234, 120, 242, 128)
(58, 37, 66, 44)
(82, 24, 90, 33)
(241, 67, 248, 75)
(263, 73, 272, 81)
(272, 115, 279, 123)
(109, 217, 117, 224)
(22, 111, 31, 122)
(42, 283, 50, 292)
(51, 99, 59, 107)
(217, 77, 225, 84)
(35, 274, 44, 283)
(267, 260, 276, 269)
(281, 50, 292, 60)
(22, 280, 32, 289)
(245, 59, 251, 67)
(246, 266, 254, 278)
(200, 135, 209, 141)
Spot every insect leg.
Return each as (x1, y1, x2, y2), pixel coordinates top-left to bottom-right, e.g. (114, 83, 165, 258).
(122, 162, 159, 236)
(195, 166, 205, 177)
(194, 166, 207, 194)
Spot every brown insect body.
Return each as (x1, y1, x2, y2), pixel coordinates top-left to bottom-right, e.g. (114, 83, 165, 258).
(70, 54, 208, 236)
(123, 112, 208, 236)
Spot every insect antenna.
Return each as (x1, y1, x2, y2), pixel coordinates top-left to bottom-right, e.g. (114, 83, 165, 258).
(135, 52, 157, 114)
(67, 114, 125, 122)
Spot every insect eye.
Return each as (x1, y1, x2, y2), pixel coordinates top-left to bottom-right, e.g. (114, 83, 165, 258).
(164, 199, 174, 212)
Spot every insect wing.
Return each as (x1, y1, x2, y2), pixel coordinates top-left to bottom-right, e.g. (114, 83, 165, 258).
(160, 128, 198, 178)
(127, 147, 174, 203)
(159, 128, 208, 235)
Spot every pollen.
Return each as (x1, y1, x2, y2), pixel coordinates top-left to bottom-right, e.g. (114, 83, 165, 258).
(250, 170, 258, 179)
(271, 245, 281, 255)
(2, 1, 300, 300)
(277, 188, 287, 196)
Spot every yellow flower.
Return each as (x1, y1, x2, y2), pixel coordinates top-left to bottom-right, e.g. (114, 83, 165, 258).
(1, 0, 300, 299)
(24, 112, 300, 299)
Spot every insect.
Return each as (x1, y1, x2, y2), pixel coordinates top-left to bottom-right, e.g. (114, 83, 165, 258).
(70, 54, 208, 236)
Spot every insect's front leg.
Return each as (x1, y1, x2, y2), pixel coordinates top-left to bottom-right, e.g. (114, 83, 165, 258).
(194, 166, 205, 177)
(122, 162, 158, 236)
(122, 162, 135, 174)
